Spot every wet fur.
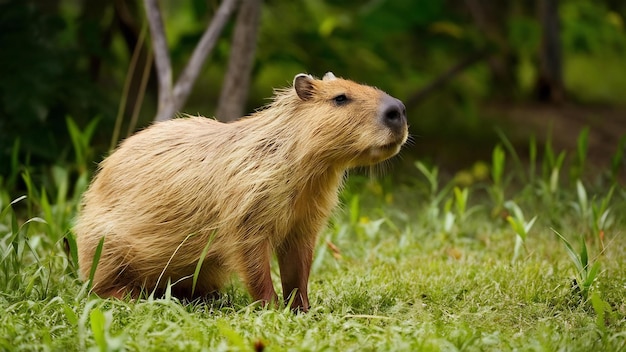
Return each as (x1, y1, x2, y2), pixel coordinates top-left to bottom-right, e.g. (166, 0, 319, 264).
(74, 74, 407, 311)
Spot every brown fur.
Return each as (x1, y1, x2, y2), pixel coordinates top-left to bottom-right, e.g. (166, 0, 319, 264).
(74, 72, 408, 311)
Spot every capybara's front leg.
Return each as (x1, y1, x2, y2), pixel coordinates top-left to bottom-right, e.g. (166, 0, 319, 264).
(277, 237, 314, 312)
(239, 241, 278, 306)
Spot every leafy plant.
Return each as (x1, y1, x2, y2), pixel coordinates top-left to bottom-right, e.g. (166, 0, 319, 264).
(504, 200, 537, 262)
(0, 196, 48, 296)
(590, 291, 615, 340)
(415, 161, 455, 233)
(551, 229, 601, 300)
(495, 129, 527, 184)
(542, 138, 566, 196)
(66, 117, 100, 175)
(571, 180, 615, 250)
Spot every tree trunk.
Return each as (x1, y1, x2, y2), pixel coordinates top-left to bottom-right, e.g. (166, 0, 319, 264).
(144, 0, 239, 122)
(215, 0, 263, 122)
(536, 0, 564, 102)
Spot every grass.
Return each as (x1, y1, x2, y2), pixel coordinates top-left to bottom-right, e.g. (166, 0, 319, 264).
(1, 131, 626, 351)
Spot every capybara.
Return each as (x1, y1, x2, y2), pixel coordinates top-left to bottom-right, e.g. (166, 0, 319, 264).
(74, 72, 408, 312)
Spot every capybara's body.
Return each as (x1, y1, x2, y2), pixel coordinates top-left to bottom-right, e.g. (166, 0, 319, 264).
(74, 72, 408, 311)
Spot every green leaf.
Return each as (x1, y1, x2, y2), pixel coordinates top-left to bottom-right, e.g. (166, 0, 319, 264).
(453, 187, 468, 217)
(524, 216, 537, 235)
(88, 237, 105, 292)
(576, 180, 588, 217)
(415, 161, 439, 197)
(1, 195, 26, 219)
(590, 292, 611, 332)
(496, 128, 525, 183)
(551, 229, 584, 275)
(217, 321, 248, 350)
(63, 304, 78, 326)
(89, 308, 106, 351)
(549, 167, 560, 194)
(491, 145, 505, 186)
(191, 231, 216, 297)
(584, 261, 601, 288)
(65, 232, 80, 270)
(580, 236, 589, 270)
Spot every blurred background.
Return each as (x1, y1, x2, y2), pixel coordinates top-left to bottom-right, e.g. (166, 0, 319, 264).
(1, 0, 625, 192)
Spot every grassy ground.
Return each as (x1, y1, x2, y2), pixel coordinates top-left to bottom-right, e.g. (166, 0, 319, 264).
(1, 140, 625, 351)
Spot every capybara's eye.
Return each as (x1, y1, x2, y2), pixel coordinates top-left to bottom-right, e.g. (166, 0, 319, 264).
(333, 94, 349, 106)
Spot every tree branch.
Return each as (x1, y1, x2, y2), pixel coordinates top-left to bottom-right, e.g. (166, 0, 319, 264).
(143, 0, 173, 112)
(145, 0, 239, 122)
(406, 50, 489, 109)
(168, 0, 239, 120)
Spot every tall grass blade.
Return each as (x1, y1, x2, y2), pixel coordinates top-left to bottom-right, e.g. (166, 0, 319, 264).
(88, 237, 105, 292)
(590, 292, 610, 333)
(495, 128, 526, 183)
(580, 236, 589, 270)
(191, 231, 216, 297)
(66, 116, 99, 173)
(1, 196, 26, 219)
(491, 145, 505, 186)
(89, 307, 107, 351)
(155, 233, 193, 291)
(551, 229, 584, 275)
(585, 261, 601, 288)
(65, 232, 80, 272)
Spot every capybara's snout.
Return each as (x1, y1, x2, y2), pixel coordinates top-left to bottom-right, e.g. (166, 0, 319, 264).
(379, 94, 407, 137)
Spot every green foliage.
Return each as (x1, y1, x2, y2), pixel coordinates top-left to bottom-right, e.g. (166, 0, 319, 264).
(3, 0, 626, 183)
(1, 151, 625, 350)
(66, 117, 100, 175)
(0, 0, 116, 172)
(551, 229, 601, 301)
(504, 200, 536, 263)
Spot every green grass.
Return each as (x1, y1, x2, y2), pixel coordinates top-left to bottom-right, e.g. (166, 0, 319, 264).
(1, 139, 626, 351)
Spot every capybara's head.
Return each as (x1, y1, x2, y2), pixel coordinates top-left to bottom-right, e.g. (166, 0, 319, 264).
(291, 72, 408, 167)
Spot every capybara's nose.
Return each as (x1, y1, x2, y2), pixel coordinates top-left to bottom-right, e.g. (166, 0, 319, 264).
(380, 94, 407, 134)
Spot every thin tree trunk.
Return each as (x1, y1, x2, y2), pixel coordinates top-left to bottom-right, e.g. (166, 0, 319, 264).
(537, 0, 564, 102)
(144, 0, 239, 122)
(216, 0, 263, 122)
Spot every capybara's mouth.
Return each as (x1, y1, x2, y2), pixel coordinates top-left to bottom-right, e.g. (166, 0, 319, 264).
(379, 134, 408, 151)
(379, 141, 400, 151)
(366, 140, 404, 163)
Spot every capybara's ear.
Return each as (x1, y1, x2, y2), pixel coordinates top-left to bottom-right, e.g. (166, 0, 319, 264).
(294, 73, 315, 101)
(322, 72, 336, 81)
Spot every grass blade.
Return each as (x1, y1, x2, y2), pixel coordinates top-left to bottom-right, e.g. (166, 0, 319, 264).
(88, 237, 105, 292)
(580, 236, 589, 270)
(551, 228, 584, 275)
(191, 231, 216, 297)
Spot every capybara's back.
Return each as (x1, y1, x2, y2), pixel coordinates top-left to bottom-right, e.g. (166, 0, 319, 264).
(74, 72, 408, 311)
